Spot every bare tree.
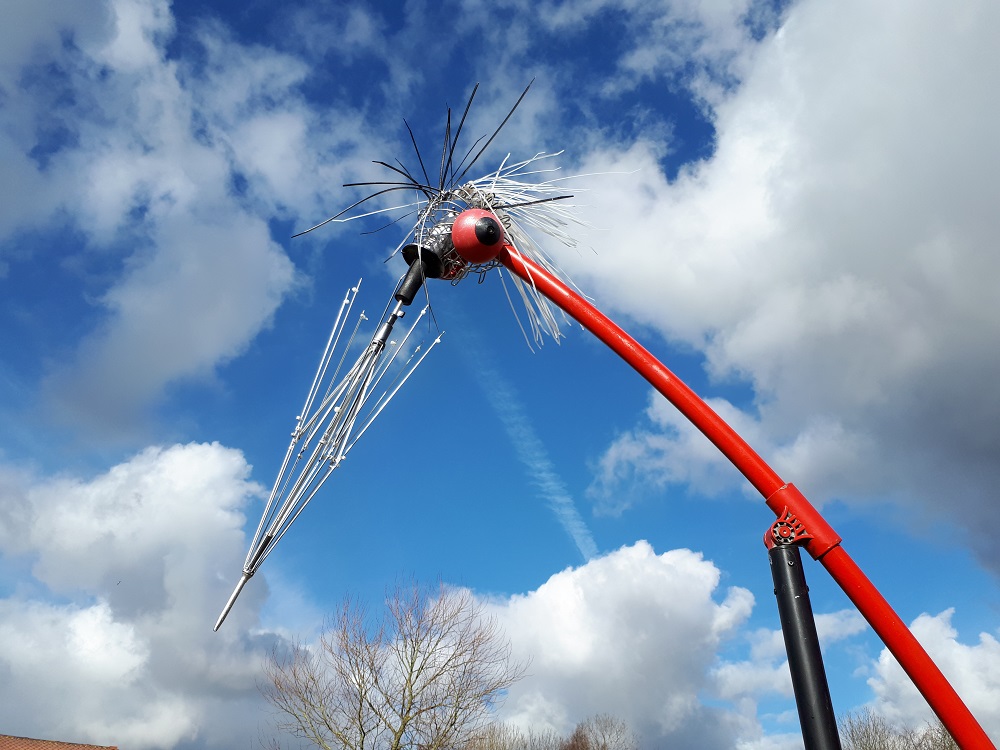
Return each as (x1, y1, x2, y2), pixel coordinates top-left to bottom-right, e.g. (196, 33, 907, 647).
(525, 729, 567, 750)
(559, 716, 637, 750)
(463, 717, 635, 750)
(910, 720, 958, 750)
(839, 709, 958, 750)
(464, 722, 526, 750)
(559, 725, 589, 750)
(264, 583, 525, 750)
(579, 714, 638, 750)
(464, 722, 563, 750)
(523, 727, 565, 750)
(840, 708, 907, 750)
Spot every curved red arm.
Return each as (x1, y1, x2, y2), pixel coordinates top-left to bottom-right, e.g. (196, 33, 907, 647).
(499, 245, 995, 750)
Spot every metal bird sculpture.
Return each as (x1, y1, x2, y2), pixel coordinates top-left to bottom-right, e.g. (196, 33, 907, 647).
(215, 82, 584, 630)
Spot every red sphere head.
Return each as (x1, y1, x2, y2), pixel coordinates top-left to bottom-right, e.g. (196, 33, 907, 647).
(450, 209, 505, 264)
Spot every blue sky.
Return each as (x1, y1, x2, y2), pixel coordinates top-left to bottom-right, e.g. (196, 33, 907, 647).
(2, 0, 1000, 748)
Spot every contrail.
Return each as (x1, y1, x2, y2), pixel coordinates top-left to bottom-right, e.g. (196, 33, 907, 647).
(472, 352, 599, 562)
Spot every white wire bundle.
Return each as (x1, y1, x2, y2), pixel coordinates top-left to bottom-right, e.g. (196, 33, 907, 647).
(453, 151, 589, 347)
(294, 83, 593, 349)
(214, 279, 442, 630)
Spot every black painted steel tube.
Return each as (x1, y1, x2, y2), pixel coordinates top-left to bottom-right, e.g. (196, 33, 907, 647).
(770, 544, 843, 750)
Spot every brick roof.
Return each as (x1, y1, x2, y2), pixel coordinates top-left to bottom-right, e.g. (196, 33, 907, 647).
(0, 735, 117, 750)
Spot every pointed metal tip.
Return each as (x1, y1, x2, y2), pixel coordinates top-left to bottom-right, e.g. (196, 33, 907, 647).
(214, 572, 251, 632)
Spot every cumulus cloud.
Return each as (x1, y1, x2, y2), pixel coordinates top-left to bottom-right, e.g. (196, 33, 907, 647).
(712, 608, 866, 709)
(868, 609, 1000, 740)
(0, 0, 393, 433)
(4, 444, 978, 750)
(0, 442, 288, 749)
(589, 391, 766, 514)
(564, 0, 1000, 566)
(486, 543, 907, 748)
(530, 0, 769, 96)
(489, 541, 758, 747)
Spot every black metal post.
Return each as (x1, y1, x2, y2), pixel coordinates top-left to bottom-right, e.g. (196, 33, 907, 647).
(769, 543, 842, 750)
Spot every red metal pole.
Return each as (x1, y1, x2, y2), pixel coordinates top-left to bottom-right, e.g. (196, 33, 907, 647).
(498, 245, 995, 750)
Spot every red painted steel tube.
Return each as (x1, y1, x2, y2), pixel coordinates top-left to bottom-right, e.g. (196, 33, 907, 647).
(821, 545, 993, 749)
(498, 245, 996, 749)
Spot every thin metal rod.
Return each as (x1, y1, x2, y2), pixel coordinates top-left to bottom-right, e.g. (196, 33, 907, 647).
(770, 544, 842, 750)
(497, 245, 994, 750)
(214, 573, 250, 632)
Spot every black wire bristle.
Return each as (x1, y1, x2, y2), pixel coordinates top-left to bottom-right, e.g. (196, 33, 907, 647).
(455, 79, 534, 185)
(444, 83, 479, 187)
(359, 210, 419, 236)
(439, 106, 452, 192)
(404, 119, 431, 189)
(498, 195, 574, 209)
(292, 185, 429, 238)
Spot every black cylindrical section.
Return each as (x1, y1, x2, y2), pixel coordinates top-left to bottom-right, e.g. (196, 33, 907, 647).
(769, 544, 842, 750)
(402, 243, 444, 279)
(395, 260, 426, 305)
(474, 215, 503, 245)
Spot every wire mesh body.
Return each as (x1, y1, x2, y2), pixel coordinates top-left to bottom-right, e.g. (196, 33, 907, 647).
(295, 82, 590, 348)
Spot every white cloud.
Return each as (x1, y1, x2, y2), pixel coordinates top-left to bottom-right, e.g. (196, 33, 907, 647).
(44, 213, 296, 433)
(533, 0, 764, 95)
(0, 442, 291, 749)
(97, 0, 174, 72)
(735, 734, 804, 750)
(0, 1, 110, 90)
(0, 2, 104, 245)
(712, 608, 865, 703)
(589, 391, 765, 514)
(487, 545, 871, 749)
(564, 0, 1000, 565)
(0, 439, 950, 750)
(868, 609, 1000, 740)
(0, 0, 393, 433)
(0, 599, 198, 749)
(489, 541, 757, 747)
(815, 609, 868, 644)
